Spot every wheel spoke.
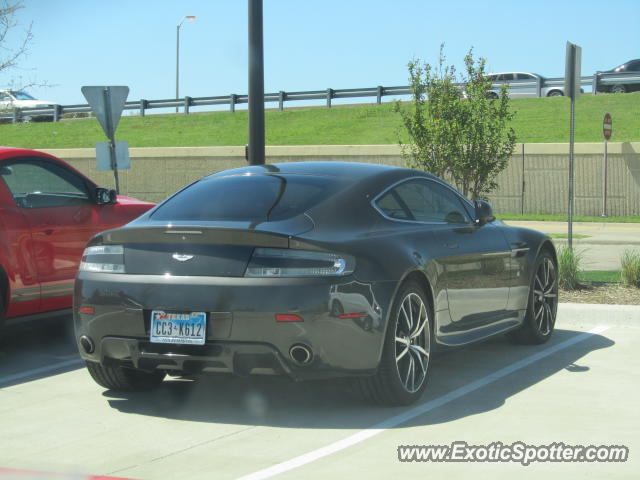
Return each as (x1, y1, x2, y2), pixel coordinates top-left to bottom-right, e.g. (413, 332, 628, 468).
(543, 259, 550, 288)
(404, 355, 414, 390)
(410, 344, 429, 360)
(400, 301, 412, 332)
(535, 302, 544, 322)
(410, 302, 427, 339)
(396, 342, 409, 362)
(542, 302, 553, 334)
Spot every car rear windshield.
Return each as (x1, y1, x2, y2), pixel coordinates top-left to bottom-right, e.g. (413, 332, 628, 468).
(151, 173, 347, 222)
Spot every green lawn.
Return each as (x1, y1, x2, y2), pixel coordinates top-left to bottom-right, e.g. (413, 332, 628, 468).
(496, 214, 640, 223)
(578, 270, 622, 283)
(548, 233, 591, 239)
(1, 92, 638, 149)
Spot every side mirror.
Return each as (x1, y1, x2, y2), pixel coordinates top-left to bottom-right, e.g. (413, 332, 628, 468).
(474, 200, 495, 226)
(95, 187, 117, 205)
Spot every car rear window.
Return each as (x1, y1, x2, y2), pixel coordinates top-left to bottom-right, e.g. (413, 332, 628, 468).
(151, 173, 347, 222)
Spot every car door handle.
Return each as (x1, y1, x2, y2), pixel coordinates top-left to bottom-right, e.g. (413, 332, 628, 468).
(444, 242, 458, 249)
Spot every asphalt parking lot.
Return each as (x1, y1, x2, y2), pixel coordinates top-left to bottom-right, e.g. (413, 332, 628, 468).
(0, 305, 638, 480)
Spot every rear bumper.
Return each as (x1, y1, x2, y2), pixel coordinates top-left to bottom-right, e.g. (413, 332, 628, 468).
(74, 272, 396, 380)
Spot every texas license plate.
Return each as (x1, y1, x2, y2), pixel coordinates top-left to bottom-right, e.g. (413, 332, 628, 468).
(150, 311, 206, 345)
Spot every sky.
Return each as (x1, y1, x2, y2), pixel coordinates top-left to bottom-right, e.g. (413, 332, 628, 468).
(2, 0, 639, 108)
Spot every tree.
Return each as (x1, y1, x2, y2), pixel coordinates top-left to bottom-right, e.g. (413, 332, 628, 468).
(396, 46, 516, 200)
(0, 1, 33, 87)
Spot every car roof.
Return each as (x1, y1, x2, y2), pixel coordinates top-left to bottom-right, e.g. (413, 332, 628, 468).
(209, 161, 436, 182)
(0, 146, 60, 162)
(487, 72, 543, 77)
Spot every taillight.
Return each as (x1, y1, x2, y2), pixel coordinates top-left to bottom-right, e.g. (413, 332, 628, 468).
(244, 248, 354, 278)
(79, 245, 125, 273)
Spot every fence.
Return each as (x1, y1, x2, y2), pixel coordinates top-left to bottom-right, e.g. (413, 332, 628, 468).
(43, 143, 640, 217)
(4, 72, 640, 123)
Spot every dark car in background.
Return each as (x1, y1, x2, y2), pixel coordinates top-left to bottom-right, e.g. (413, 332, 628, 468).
(74, 162, 558, 406)
(0, 147, 154, 330)
(596, 59, 640, 93)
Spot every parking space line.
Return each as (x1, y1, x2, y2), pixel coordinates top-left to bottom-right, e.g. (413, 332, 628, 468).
(236, 325, 610, 480)
(0, 358, 83, 388)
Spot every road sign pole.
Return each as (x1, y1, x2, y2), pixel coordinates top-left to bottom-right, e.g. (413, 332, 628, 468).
(565, 41, 581, 249)
(601, 139, 608, 217)
(601, 112, 612, 218)
(102, 87, 120, 194)
(568, 96, 575, 249)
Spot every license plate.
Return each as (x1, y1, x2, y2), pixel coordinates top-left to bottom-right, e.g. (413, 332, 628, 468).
(150, 311, 206, 345)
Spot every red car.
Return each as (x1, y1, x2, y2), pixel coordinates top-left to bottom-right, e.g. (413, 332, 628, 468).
(0, 147, 154, 327)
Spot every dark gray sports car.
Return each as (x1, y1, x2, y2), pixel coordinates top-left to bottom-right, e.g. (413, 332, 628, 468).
(74, 162, 558, 406)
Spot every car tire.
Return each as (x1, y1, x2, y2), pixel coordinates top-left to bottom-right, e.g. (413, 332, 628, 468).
(486, 92, 499, 100)
(508, 250, 558, 345)
(611, 85, 626, 94)
(547, 90, 563, 97)
(85, 361, 165, 392)
(359, 281, 431, 406)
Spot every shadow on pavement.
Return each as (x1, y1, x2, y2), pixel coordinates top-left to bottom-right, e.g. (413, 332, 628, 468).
(0, 314, 82, 388)
(103, 328, 614, 429)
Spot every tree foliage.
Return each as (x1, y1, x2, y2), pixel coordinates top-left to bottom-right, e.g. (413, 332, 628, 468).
(396, 46, 516, 200)
(0, 1, 33, 86)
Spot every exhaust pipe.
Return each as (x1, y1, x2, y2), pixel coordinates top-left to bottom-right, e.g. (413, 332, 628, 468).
(79, 335, 95, 354)
(289, 344, 313, 365)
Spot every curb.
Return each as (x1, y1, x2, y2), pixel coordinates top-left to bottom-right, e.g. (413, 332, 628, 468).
(551, 239, 640, 246)
(558, 303, 640, 326)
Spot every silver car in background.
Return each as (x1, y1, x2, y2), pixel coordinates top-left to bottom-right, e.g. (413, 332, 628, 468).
(485, 72, 566, 98)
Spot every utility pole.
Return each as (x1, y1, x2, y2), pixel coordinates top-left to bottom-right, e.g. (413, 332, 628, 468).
(248, 0, 265, 165)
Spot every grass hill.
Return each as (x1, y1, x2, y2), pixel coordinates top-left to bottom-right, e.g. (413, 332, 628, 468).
(1, 92, 638, 149)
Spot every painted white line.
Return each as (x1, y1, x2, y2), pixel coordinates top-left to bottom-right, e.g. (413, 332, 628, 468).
(0, 358, 83, 387)
(236, 325, 611, 480)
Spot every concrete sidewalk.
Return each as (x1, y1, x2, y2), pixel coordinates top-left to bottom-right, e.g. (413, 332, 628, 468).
(503, 221, 640, 270)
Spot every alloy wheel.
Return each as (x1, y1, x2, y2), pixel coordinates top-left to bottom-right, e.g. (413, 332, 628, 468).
(394, 292, 430, 393)
(533, 257, 558, 336)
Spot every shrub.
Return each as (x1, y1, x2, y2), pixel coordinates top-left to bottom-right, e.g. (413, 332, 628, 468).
(557, 246, 583, 290)
(621, 249, 640, 287)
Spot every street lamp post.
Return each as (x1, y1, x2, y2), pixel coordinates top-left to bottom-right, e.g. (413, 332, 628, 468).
(176, 15, 196, 113)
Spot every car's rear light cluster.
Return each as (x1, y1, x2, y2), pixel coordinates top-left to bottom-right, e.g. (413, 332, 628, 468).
(78, 245, 355, 278)
(79, 245, 125, 273)
(244, 248, 354, 278)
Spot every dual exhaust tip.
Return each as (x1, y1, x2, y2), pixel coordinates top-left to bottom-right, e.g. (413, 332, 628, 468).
(289, 344, 313, 365)
(79, 335, 95, 354)
(81, 335, 313, 367)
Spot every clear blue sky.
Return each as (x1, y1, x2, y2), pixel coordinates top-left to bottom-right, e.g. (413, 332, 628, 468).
(4, 0, 639, 106)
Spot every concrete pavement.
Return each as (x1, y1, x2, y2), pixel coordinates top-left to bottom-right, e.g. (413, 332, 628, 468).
(503, 221, 640, 270)
(1, 305, 638, 479)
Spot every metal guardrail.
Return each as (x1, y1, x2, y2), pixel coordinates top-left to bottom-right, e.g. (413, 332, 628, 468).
(2, 73, 639, 123)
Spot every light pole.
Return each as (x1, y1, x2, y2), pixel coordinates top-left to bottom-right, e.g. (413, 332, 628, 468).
(176, 15, 196, 113)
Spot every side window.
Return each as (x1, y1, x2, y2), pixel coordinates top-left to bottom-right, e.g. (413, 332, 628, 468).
(376, 179, 473, 224)
(501, 73, 514, 81)
(0, 158, 90, 209)
(517, 73, 535, 80)
(627, 61, 640, 72)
